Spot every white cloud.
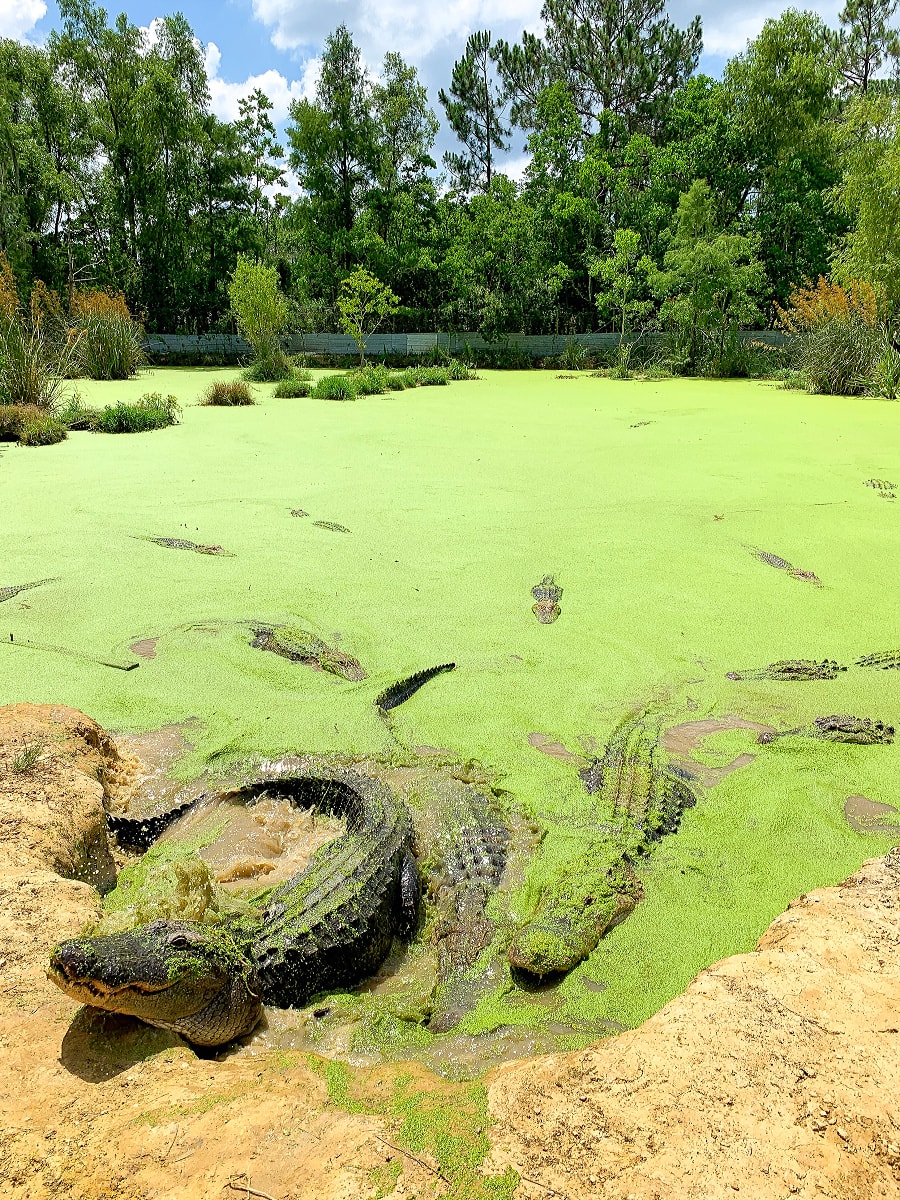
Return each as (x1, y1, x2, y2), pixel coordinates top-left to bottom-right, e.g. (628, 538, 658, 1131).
(0, 0, 46, 41)
(204, 43, 320, 123)
(251, 0, 542, 64)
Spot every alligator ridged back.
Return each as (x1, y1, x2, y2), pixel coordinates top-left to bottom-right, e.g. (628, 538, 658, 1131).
(375, 663, 455, 712)
(247, 769, 412, 1008)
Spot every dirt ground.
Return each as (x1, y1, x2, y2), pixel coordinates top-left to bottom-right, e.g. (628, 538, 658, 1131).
(0, 704, 898, 1200)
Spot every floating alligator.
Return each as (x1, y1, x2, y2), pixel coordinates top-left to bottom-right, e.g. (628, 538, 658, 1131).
(726, 659, 847, 681)
(312, 521, 350, 533)
(250, 625, 367, 682)
(137, 537, 233, 556)
(48, 769, 418, 1045)
(0, 578, 58, 603)
(748, 548, 822, 586)
(857, 649, 900, 669)
(757, 714, 894, 745)
(531, 575, 562, 623)
(508, 715, 696, 979)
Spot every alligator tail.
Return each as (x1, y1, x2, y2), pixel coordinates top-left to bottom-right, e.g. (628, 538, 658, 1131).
(375, 663, 456, 712)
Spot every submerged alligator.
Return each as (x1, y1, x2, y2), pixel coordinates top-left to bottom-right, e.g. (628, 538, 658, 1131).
(250, 625, 367, 681)
(726, 659, 848, 681)
(48, 769, 418, 1045)
(508, 714, 696, 979)
(757, 714, 894, 744)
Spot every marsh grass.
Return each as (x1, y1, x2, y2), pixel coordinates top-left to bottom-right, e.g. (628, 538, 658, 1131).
(11, 741, 45, 774)
(202, 381, 254, 406)
(0, 403, 68, 445)
(61, 393, 180, 433)
(71, 289, 145, 380)
(273, 378, 311, 398)
(310, 374, 358, 401)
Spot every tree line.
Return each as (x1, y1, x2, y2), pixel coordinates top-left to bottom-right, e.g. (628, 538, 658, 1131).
(1, 0, 899, 339)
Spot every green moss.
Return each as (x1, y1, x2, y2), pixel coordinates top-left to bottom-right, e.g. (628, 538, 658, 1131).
(368, 1158, 402, 1198)
(307, 1057, 519, 1198)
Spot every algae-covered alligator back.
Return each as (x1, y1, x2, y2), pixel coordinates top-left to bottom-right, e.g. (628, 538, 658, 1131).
(508, 715, 696, 979)
(250, 625, 367, 681)
(757, 714, 895, 745)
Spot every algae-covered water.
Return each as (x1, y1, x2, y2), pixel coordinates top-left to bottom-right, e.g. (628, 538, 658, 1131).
(3, 367, 900, 1065)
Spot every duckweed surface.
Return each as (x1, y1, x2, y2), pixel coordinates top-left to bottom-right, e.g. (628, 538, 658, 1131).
(3, 368, 900, 1066)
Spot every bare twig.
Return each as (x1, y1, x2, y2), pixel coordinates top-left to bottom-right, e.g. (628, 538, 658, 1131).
(224, 1177, 279, 1200)
(519, 1175, 569, 1198)
(373, 1134, 447, 1182)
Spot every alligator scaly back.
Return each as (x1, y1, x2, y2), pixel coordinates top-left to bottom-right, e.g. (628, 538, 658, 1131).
(375, 663, 455, 712)
(422, 780, 508, 1032)
(248, 769, 415, 1008)
(757, 714, 894, 745)
(509, 715, 696, 979)
(250, 625, 367, 681)
(726, 659, 847, 681)
(0, 578, 59, 603)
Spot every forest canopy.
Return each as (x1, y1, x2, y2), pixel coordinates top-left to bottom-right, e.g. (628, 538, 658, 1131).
(1, 0, 899, 338)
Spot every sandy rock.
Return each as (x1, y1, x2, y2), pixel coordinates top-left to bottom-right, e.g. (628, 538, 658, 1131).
(0, 703, 142, 889)
(486, 850, 900, 1199)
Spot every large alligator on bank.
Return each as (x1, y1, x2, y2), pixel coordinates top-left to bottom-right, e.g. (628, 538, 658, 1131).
(48, 768, 418, 1045)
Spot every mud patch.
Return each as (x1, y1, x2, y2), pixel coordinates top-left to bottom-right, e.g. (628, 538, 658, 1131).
(844, 794, 900, 835)
(528, 732, 585, 762)
(662, 716, 774, 786)
(128, 637, 158, 659)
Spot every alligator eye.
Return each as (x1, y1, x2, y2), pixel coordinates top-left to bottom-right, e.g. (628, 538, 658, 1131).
(167, 933, 195, 949)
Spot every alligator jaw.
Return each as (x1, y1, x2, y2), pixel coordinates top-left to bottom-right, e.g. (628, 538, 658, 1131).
(47, 959, 173, 1004)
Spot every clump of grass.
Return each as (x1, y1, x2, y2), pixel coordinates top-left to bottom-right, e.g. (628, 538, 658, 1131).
(446, 357, 477, 380)
(11, 741, 45, 774)
(0, 255, 79, 409)
(78, 393, 180, 433)
(273, 378, 311, 398)
(310, 374, 358, 402)
(384, 372, 409, 390)
(348, 363, 392, 395)
(413, 365, 450, 386)
(70, 288, 145, 380)
(201, 380, 254, 406)
(242, 351, 294, 382)
(0, 403, 68, 445)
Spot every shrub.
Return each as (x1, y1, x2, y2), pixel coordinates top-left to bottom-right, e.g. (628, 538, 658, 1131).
(559, 338, 591, 371)
(227, 255, 292, 380)
(870, 335, 900, 399)
(414, 365, 450, 386)
(385, 372, 409, 390)
(17, 408, 68, 445)
(775, 276, 879, 333)
(310, 374, 358, 401)
(89, 393, 180, 433)
(71, 289, 145, 380)
(273, 378, 311, 398)
(0, 255, 78, 409)
(347, 363, 392, 395)
(202, 380, 254, 406)
(795, 315, 882, 395)
(336, 267, 401, 365)
(445, 357, 477, 380)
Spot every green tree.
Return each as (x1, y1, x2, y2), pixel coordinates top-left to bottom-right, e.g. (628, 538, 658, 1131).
(227, 253, 291, 377)
(287, 26, 376, 237)
(832, 95, 900, 314)
(496, 0, 703, 137)
(650, 180, 766, 370)
(439, 32, 510, 192)
(838, 0, 900, 95)
(371, 52, 439, 193)
(591, 228, 654, 338)
(336, 267, 400, 364)
(236, 88, 285, 249)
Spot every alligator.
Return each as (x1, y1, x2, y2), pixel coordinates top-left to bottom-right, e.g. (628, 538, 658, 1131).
(531, 575, 562, 623)
(421, 779, 509, 1032)
(312, 521, 350, 533)
(375, 663, 456, 712)
(0, 578, 58, 603)
(508, 715, 695, 979)
(857, 649, 900, 669)
(748, 548, 822, 586)
(250, 625, 366, 682)
(48, 769, 418, 1045)
(138, 537, 233, 556)
(757, 714, 894, 745)
(726, 659, 847, 681)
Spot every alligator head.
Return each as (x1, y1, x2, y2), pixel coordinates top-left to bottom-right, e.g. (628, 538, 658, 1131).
(47, 918, 262, 1046)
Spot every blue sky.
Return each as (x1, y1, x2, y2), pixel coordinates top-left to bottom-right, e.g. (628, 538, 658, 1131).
(3, 0, 844, 166)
